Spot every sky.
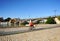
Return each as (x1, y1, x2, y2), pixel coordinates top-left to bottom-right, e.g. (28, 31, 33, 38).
(0, 0, 60, 19)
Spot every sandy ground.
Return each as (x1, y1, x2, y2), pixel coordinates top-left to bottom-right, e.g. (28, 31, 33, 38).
(0, 24, 60, 41)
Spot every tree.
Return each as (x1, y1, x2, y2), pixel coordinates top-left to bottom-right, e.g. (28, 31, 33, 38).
(4, 17, 11, 22)
(46, 17, 56, 24)
(0, 17, 4, 22)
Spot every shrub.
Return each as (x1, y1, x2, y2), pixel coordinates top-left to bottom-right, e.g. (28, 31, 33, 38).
(46, 17, 56, 24)
(20, 21, 29, 25)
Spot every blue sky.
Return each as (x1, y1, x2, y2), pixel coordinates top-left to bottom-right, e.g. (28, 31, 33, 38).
(0, 0, 60, 19)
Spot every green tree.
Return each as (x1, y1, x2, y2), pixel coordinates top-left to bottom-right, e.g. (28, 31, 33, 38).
(4, 17, 11, 22)
(46, 17, 56, 24)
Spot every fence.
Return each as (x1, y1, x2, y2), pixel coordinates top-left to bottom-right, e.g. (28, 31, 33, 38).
(0, 22, 20, 28)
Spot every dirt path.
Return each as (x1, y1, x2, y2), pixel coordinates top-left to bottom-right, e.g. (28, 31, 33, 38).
(0, 26, 60, 41)
(0, 24, 60, 41)
(0, 24, 60, 36)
